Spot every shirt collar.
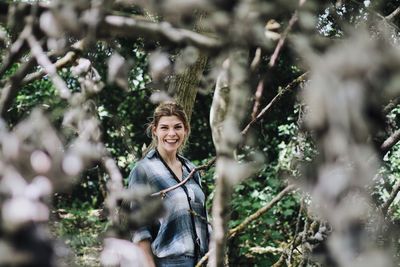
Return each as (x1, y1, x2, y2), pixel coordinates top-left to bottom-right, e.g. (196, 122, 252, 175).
(145, 149, 157, 159)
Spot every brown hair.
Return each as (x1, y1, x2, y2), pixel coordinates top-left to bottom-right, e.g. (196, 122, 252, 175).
(145, 102, 190, 154)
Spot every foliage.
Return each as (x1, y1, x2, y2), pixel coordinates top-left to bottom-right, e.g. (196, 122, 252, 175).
(50, 203, 109, 266)
(1, 0, 400, 266)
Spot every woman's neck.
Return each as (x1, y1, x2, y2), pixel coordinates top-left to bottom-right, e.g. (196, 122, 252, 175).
(157, 148, 178, 165)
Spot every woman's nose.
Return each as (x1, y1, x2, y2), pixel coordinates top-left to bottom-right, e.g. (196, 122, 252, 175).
(168, 129, 176, 135)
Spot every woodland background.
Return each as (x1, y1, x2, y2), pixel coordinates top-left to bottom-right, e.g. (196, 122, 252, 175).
(0, 0, 400, 266)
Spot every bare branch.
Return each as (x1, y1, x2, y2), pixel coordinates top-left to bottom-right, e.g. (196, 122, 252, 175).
(23, 40, 86, 85)
(26, 34, 71, 99)
(0, 58, 37, 118)
(102, 15, 222, 51)
(269, 10, 299, 68)
(0, 26, 30, 78)
(381, 179, 400, 214)
(380, 129, 400, 155)
(242, 72, 308, 136)
(269, 0, 306, 68)
(385, 6, 400, 21)
(151, 157, 216, 197)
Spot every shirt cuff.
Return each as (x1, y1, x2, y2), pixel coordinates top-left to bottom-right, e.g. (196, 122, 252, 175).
(132, 230, 152, 243)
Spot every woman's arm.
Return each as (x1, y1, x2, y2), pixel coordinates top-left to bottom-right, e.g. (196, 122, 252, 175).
(138, 239, 156, 267)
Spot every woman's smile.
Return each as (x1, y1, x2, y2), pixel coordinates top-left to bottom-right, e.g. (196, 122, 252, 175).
(154, 115, 187, 155)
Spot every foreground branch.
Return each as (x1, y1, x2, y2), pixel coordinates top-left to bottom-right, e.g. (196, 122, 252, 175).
(385, 6, 400, 21)
(26, 35, 71, 99)
(102, 15, 222, 51)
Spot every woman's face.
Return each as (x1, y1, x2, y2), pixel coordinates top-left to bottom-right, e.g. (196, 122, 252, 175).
(153, 115, 187, 155)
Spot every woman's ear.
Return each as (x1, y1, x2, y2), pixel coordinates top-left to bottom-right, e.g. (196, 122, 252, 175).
(152, 125, 157, 137)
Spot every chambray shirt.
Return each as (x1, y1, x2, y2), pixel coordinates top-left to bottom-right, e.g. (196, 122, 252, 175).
(128, 149, 209, 258)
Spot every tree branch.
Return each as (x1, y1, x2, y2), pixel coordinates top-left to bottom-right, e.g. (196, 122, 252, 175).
(269, 0, 306, 67)
(385, 6, 400, 21)
(102, 15, 222, 51)
(242, 72, 308, 136)
(269, 11, 299, 68)
(26, 34, 71, 99)
(381, 178, 400, 214)
(0, 58, 37, 118)
(380, 129, 400, 155)
(151, 157, 216, 197)
(22, 40, 86, 85)
(195, 184, 296, 267)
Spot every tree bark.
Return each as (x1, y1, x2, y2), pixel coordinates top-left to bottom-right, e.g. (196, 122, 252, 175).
(171, 53, 208, 122)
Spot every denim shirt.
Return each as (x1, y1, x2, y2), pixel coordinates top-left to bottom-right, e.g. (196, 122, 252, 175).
(128, 149, 209, 258)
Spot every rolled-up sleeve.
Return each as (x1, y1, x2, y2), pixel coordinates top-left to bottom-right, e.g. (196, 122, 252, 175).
(132, 226, 152, 242)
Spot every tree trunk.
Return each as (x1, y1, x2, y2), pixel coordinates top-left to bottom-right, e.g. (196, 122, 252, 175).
(171, 53, 208, 122)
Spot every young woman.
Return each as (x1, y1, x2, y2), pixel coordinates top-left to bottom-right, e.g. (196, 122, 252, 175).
(128, 102, 209, 267)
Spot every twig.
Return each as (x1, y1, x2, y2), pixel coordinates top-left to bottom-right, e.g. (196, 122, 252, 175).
(251, 80, 264, 120)
(380, 129, 400, 155)
(26, 34, 71, 99)
(151, 157, 216, 197)
(22, 40, 86, 85)
(0, 58, 37, 118)
(288, 197, 304, 264)
(228, 185, 296, 238)
(0, 30, 27, 78)
(102, 15, 222, 51)
(381, 178, 400, 214)
(348, 0, 400, 31)
(385, 6, 400, 21)
(269, 10, 299, 68)
(269, 0, 306, 68)
(242, 72, 308, 135)
(196, 184, 296, 267)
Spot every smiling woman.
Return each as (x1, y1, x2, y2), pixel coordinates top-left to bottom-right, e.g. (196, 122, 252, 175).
(128, 102, 209, 267)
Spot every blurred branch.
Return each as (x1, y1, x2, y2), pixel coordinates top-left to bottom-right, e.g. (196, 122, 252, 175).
(0, 58, 36, 118)
(102, 15, 222, 51)
(26, 34, 71, 99)
(385, 6, 400, 21)
(348, 0, 400, 31)
(242, 72, 308, 136)
(196, 184, 296, 267)
(23, 39, 86, 84)
(0, 25, 30, 78)
(0, 40, 85, 119)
